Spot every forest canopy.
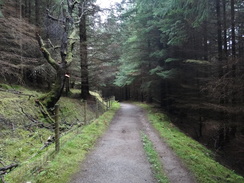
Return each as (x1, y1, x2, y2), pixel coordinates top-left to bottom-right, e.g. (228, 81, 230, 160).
(0, 0, 244, 176)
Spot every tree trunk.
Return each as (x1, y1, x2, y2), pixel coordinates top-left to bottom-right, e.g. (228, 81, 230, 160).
(80, 14, 90, 99)
(216, 0, 223, 80)
(35, 35, 67, 108)
(36, 28, 76, 108)
(35, 0, 40, 26)
(65, 76, 70, 96)
(223, 0, 228, 58)
(38, 69, 66, 109)
(28, 0, 31, 22)
(231, 0, 236, 104)
(216, 0, 222, 61)
(24, 0, 28, 18)
(35, 1, 78, 109)
(203, 21, 208, 60)
(231, 0, 236, 56)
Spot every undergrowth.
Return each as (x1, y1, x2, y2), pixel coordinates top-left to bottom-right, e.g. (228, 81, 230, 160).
(0, 84, 119, 182)
(0, 85, 85, 167)
(141, 133, 169, 183)
(140, 104, 244, 183)
(4, 101, 120, 183)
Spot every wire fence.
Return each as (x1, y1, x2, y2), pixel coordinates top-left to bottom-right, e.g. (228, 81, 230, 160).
(55, 96, 115, 152)
(0, 96, 116, 182)
(42, 97, 115, 152)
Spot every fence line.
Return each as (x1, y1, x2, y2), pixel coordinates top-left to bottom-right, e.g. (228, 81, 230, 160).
(84, 100, 87, 125)
(52, 96, 115, 154)
(54, 104, 60, 153)
(14, 96, 115, 163)
(1, 94, 115, 182)
(56, 96, 115, 151)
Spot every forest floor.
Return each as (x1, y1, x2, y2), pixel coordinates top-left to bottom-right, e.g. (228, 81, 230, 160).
(70, 103, 196, 183)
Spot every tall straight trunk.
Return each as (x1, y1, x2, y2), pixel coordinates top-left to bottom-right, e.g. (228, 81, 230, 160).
(222, 0, 229, 104)
(216, 0, 222, 61)
(35, 0, 40, 26)
(223, 0, 228, 58)
(231, 0, 236, 56)
(24, 0, 28, 18)
(20, 0, 25, 18)
(203, 21, 208, 60)
(28, 0, 31, 22)
(216, 0, 223, 79)
(231, 0, 236, 104)
(80, 14, 90, 99)
(147, 40, 152, 103)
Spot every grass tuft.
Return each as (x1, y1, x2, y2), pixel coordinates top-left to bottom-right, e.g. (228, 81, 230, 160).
(142, 133, 169, 183)
(5, 102, 120, 183)
(140, 104, 244, 183)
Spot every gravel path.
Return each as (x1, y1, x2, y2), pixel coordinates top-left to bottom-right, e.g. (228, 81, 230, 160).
(70, 103, 196, 183)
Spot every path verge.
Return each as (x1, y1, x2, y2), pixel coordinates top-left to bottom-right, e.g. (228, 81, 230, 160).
(5, 102, 120, 183)
(70, 103, 156, 183)
(70, 103, 197, 183)
(142, 133, 169, 183)
(138, 104, 196, 183)
(140, 103, 244, 183)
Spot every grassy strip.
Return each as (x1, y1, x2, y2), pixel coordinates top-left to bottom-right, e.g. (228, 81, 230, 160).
(5, 102, 120, 183)
(140, 104, 244, 183)
(141, 133, 169, 183)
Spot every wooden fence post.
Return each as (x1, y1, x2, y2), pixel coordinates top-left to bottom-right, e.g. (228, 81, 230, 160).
(84, 100, 87, 125)
(111, 96, 115, 106)
(54, 104, 60, 153)
(96, 99, 99, 118)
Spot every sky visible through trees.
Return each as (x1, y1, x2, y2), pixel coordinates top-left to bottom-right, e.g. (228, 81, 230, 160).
(96, 0, 122, 8)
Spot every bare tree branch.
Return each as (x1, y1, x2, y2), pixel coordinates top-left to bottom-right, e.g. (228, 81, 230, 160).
(36, 33, 59, 70)
(48, 39, 60, 50)
(46, 8, 65, 23)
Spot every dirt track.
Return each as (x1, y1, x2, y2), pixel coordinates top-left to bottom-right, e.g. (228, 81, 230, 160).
(70, 103, 196, 183)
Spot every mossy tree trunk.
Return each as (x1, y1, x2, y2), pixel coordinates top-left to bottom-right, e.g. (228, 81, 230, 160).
(36, 32, 76, 109)
(35, 1, 78, 109)
(36, 65, 66, 109)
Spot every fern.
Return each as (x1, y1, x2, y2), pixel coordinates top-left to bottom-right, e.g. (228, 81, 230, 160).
(185, 59, 211, 65)
(156, 69, 178, 79)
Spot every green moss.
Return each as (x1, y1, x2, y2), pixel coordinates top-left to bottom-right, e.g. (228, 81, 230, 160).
(1, 84, 119, 182)
(0, 83, 12, 89)
(0, 87, 41, 127)
(5, 102, 120, 183)
(139, 104, 244, 183)
(142, 133, 169, 183)
(0, 128, 52, 166)
(59, 97, 92, 124)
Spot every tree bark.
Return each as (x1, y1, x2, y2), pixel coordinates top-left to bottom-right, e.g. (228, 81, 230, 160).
(216, 0, 223, 80)
(80, 13, 90, 99)
(231, 0, 236, 104)
(223, 0, 228, 58)
(203, 21, 208, 60)
(28, 0, 31, 22)
(216, 0, 223, 61)
(36, 34, 66, 108)
(0, 163, 18, 174)
(35, 1, 78, 109)
(36, 27, 77, 108)
(231, 0, 236, 56)
(35, 0, 40, 26)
